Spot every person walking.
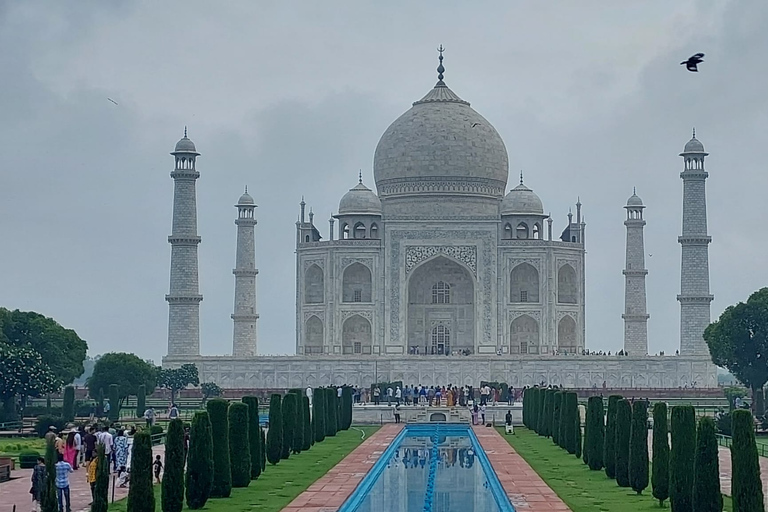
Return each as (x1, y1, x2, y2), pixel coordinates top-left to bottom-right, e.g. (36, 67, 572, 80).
(83, 427, 97, 463)
(97, 426, 113, 472)
(144, 407, 155, 429)
(64, 432, 77, 469)
(30, 456, 46, 512)
(55, 452, 73, 512)
(306, 385, 313, 406)
(480, 404, 487, 425)
(102, 401, 110, 420)
(113, 429, 129, 472)
(86, 455, 98, 502)
(153, 455, 163, 484)
(394, 403, 401, 424)
(471, 404, 479, 425)
(75, 427, 83, 468)
(395, 386, 402, 406)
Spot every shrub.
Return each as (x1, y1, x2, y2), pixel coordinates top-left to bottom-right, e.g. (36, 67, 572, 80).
(185, 411, 214, 509)
(731, 409, 765, 512)
(604, 395, 622, 479)
(325, 388, 338, 437)
(35, 415, 66, 438)
(228, 402, 251, 488)
(302, 396, 312, 451)
(241, 396, 262, 479)
(615, 399, 631, 487)
(206, 399, 231, 498)
(629, 400, 649, 495)
(92, 444, 110, 512)
(670, 405, 696, 512)
(586, 396, 605, 470)
(552, 391, 563, 446)
(289, 391, 303, 454)
(136, 384, 146, 418)
(150, 425, 164, 436)
(40, 439, 58, 512)
(108, 384, 120, 422)
(281, 393, 296, 459)
(62, 386, 75, 422)
(127, 431, 155, 512)
(693, 416, 722, 512)
(266, 394, 283, 464)
(19, 450, 40, 469)
(313, 388, 325, 443)
(651, 402, 670, 506)
(162, 419, 185, 512)
(341, 386, 353, 430)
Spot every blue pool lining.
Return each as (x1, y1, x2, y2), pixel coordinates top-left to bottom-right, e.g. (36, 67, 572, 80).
(466, 426, 516, 512)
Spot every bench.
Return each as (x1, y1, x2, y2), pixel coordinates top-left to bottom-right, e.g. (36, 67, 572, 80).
(0, 456, 13, 483)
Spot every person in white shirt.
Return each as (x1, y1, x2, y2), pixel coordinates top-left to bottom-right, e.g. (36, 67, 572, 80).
(73, 429, 82, 469)
(306, 386, 313, 406)
(337, 386, 343, 398)
(395, 386, 402, 406)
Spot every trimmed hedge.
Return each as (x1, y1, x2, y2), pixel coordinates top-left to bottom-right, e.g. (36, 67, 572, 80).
(563, 392, 578, 455)
(266, 394, 283, 464)
(136, 384, 146, 418)
(615, 399, 631, 487)
(62, 386, 75, 422)
(325, 388, 338, 437)
(19, 450, 40, 469)
(281, 393, 296, 459)
(552, 391, 563, 446)
(341, 386, 353, 430)
(522, 388, 529, 428)
(574, 402, 582, 459)
(260, 428, 266, 471)
(670, 405, 696, 512)
(651, 402, 669, 506)
(185, 411, 214, 509)
(541, 389, 554, 438)
(108, 384, 120, 422)
(629, 400, 649, 495)
(228, 402, 251, 488)
(731, 409, 764, 512)
(302, 396, 312, 451)
(290, 390, 304, 454)
(206, 399, 232, 498)
(586, 396, 604, 470)
(162, 419, 185, 512)
(313, 389, 325, 443)
(127, 431, 155, 512)
(241, 396, 262, 479)
(693, 416, 722, 512)
(604, 395, 622, 479)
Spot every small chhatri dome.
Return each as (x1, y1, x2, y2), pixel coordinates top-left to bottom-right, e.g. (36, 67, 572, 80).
(173, 127, 198, 154)
(501, 174, 544, 215)
(626, 188, 644, 207)
(683, 128, 705, 153)
(338, 177, 382, 216)
(238, 186, 255, 205)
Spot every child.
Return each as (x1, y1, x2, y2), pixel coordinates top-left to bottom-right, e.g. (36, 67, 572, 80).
(86, 456, 98, 502)
(153, 455, 163, 483)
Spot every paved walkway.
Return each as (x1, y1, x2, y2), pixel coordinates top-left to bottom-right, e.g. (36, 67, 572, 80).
(473, 426, 570, 511)
(0, 445, 164, 512)
(282, 424, 403, 512)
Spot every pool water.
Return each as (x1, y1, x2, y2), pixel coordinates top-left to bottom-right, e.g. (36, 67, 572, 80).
(339, 424, 515, 512)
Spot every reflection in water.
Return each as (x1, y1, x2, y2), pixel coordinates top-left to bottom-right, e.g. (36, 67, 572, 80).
(355, 435, 502, 512)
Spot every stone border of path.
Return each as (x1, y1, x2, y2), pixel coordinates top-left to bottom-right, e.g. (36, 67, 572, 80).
(472, 426, 571, 512)
(282, 424, 403, 512)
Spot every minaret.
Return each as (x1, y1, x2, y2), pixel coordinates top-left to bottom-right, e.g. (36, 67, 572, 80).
(232, 187, 259, 357)
(677, 129, 714, 355)
(622, 189, 649, 355)
(166, 129, 203, 357)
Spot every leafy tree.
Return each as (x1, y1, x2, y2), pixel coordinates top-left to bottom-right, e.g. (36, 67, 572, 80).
(604, 395, 622, 479)
(127, 431, 155, 512)
(341, 386, 353, 430)
(266, 394, 283, 465)
(552, 391, 563, 446)
(92, 444, 110, 512)
(136, 384, 147, 418)
(0, 307, 88, 385)
(185, 412, 214, 509)
(652, 402, 670, 506)
(62, 385, 75, 422)
(162, 419, 185, 512)
(201, 382, 222, 404)
(670, 405, 696, 512)
(705, 288, 768, 409)
(241, 396, 262, 479)
(281, 393, 296, 459)
(108, 384, 120, 422)
(228, 402, 251, 487)
(615, 399, 631, 487)
(0, 344, 59, 420)
(693, 416, 722, 512)
(629, 400, 649, 494)
(41, 438, 58, 512)
(87, 352, 157, 407)
(158, 364, 199, 403)
(206, 399, 231, 498)
(302, 396, 312, 451)
(586, 396, 605, 470)
(313, 389, 325, 443)
(731, 409, 765, 512)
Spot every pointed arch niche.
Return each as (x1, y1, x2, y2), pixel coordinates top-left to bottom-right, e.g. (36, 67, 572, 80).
(557, 264, 578, 304)
(510, 263, 539, 303)
(342, 263, 372, 303)
(342, 315, 372, 355)
(510, 315, 539, 354)
(304, 264, 324, 303)
(558, 315, 577, 353)
(304, 315, 324, 354)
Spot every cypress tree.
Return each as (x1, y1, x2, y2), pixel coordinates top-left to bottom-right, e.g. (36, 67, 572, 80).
(522, 388, 529, 428)
(292, 391, 304, 454)
(335, 391, 342, 430)
(259, 428, 266, 471)
(228, 402, 251, 488)
(528, 388, 537, 431)
(266, 394, 283, 464)
(326, 388, 338, 437)
(136, 384, 147, 418)
(162, 419, 185, 512)
(558, 392, 568, 449)
(670, 405, 696, 512)
(604, 395, 622, 479)
(537, 388, 547, 435)
(651, 402, 670, 506)
(552, 391, 563, 446)
(574, 401, 582, 459)
(586, 396, 605, 470)
(206, 399, 232, 498)
(731, 409, 765, 512)
(615, 399, 631, 487)
(185, 411, 214, 509)
(62, 386, 75, 422)
(41, 439, 58, 512)
(629, 400, 649, 495)
(313, 389, 325, 443)
(91, 444, 110, 512)
(561, 392, 576, 454)
(755, 388, 765, 418)
(341, 386, 353, 430)
(108, 384, 120, 422)
(46, 394, 52, 416)
(583, 403, 590, 465)
(693, 416, 722, 512)
(241, 396, 262, 479)
(127, 431, 155, 512)
(540, 389, 554, 437)
(536, 388, 545, 434)
(281, 393, 296, 458)
(302, 396, 312, 451)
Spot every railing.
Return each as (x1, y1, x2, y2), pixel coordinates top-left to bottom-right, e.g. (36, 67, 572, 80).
(716, 433, 768, 458)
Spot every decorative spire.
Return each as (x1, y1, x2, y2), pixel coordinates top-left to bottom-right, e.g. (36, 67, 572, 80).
(358, 170, 363, 183)
(300, 196, 305, 206)
(692, 127, 696, 138)
(633, 186, 636, 195)
(244, 185, 248, 194)
(184, 126, 187, 138)
(437, 44, 445, 83)
(519, 170, 524, 185)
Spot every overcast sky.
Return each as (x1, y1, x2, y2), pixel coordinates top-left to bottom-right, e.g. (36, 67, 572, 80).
(2, 1, 766, 363)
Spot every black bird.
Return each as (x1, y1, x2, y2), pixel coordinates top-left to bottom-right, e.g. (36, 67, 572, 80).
(471, 122, 480, 128)
(681, 53, 704, 72)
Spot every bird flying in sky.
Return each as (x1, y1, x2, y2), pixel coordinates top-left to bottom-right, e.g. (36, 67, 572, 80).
(681, 53, 704, 72)
(107, 97, 118, 105)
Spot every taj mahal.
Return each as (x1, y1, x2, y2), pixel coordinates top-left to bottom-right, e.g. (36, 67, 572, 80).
(162, 52, 717, 389)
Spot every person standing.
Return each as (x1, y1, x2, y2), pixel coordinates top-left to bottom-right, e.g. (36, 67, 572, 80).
(74, 427, 83, 468)
(480, 404, 487, 425)
(386, 386, 393, 406)
(395, 386, 402, 406)
(168, 404, 179, 420)
(83, 427, 97, 463)
(394, 403, 401, 424)
(97, 426, 113, 472)
(86, 455, 98, 502)
(55, 453, 73, 512)
(306, 385, 313, 406)
(153, 455, 163, 484)
(373, 386, 381, 405)
(30, 456, 46, 512)
(144, 407, 155, 429)
(113, 429, 129, 472)
(64, 432, 77, 469)
(102, 401, 110, 420)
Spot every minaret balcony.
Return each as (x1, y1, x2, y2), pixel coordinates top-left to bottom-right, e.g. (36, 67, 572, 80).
(170, 169, 200, 179)
(677, 235, 712, 245)
(677, 294, 714, 303)
(233, 269, 259, 277)
(235, 218, 258, 227)
(166, 294, 203, 303)
(622, 269, 648, 276)
(168, 235, 202, 245)
(231, 313, 259, 321)
(622, 313, 650, 320)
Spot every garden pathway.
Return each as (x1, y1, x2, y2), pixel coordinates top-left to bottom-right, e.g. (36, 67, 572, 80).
(0, 444, 164, 512)
(282, 424, 403, 512)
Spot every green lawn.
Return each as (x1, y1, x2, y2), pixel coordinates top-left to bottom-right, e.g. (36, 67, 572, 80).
(0, 437, 46, 460)
(499, 427, 733, 512)
(110, 427, 378, 512)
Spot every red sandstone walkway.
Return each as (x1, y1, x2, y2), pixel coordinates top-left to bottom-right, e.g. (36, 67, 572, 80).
(472, 426, 570, 511)
(282, 424, 403, 512)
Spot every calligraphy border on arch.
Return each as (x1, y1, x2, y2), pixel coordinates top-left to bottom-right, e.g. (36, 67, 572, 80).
(404, 246, 477, 276)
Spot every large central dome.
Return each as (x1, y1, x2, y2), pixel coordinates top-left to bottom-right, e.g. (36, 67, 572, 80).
(373, 69, 509, 201)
